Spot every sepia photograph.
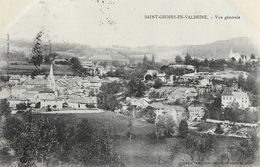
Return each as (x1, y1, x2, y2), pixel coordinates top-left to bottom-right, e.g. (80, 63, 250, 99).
(0, 0, 259, 166)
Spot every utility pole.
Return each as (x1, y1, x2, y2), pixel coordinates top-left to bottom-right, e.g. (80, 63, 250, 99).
(6, 34, 9, 77)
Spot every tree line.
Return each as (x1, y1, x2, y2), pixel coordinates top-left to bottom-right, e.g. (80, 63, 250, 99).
(2, 112, 123, 167)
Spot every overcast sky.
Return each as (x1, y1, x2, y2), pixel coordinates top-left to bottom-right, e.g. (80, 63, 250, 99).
(5, 0, 259, 47)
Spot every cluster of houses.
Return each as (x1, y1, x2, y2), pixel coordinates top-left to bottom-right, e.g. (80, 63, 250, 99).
(0, 48, 257, 131)
(6, 63, 104, 111)
(134, 61, 255, 126)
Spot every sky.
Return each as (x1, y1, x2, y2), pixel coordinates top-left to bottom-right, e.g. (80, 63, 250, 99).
(3, 0, 260, 47)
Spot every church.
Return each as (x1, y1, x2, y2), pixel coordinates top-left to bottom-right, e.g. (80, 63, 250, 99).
(228, 49, 248, 63)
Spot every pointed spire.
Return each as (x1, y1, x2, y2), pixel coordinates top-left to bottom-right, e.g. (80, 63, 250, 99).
(47, 62, 55, 91)
(230, 48, 233, 55)
(49, 62, 54, 78)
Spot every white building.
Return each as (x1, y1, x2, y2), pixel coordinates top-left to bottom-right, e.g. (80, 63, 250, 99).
(7, 96, 30, 109)
(157, 73, 167, 83)
(228, 49, 249, 63)
(9, 75, 21, 85)
(67, 96, 97, 109)
(40, 99, 64, 109)
(144, 70, 159, 80)
(228, 49, 241, 62)
(221, 88, 250, 109)
(185, 87, 198, 97)
(150, 102, 178, 124)
(199, 78, 211, 87)
(188, 106, 205, 122)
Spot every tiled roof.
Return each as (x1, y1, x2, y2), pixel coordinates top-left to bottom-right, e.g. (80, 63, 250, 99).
(188, 106, 204, 112)
(68, 96, 97, 104)
(23, 79, 47, 85)
(39, 88, 55, 93)
(9, 75, 20, 80)
(232, 91, 248, 98)
(7, 95, 29, 101)
(27, 85, 46, 92)
(222, 87, 233, 96)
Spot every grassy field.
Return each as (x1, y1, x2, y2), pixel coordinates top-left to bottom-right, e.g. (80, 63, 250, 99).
(0, 112, 255, 167)
(34, 112, 250, 167)
(43, 112, 155, 137)
(36, 112, 174, 166)
(1, 62, 74, 76)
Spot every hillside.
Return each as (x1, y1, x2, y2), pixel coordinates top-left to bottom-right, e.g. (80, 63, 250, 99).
(134, 37, 259, 62)
(1, 37, 258, 64)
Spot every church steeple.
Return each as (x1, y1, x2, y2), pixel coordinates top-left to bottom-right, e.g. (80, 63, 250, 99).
(47, 62, 55, 91)
(49, 62, 54, 77)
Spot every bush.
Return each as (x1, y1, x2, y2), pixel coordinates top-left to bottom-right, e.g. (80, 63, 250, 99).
(178, 119, 188, 138)
(153, 78, 163, 89)
(214, 123, 224, 134)
(236, 135, 258, 164)
(182, 134, 215, 162)
(155, 115, 176, 139)
(16, 103, 27, 110)
(141, 106, 156, 123)
(3, 115, 123, 166)
(35, 102, 41, 108)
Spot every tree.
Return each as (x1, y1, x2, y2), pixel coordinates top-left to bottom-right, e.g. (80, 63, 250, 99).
(89, 89, 95, 96)
(250, 54, 256, 59)
(153, 78, 163, 89)
(0, 99, 10, 116)
(205, 96, 221, 119)
(183, 134, 215, 162)
(16, 103, 27, 110)
(127, 78, 145, 97)
(184, 53, 192, 65)
(149, 90, 161, 99)
(126, 119, 134, 141)
(3, 115, 123, 167)
(245, 74, 257, 94)
(178, 119, 188, 137)
(70, 57, 84, 76)
(175, 55, 183, 64)
(35, 102, 41, 108)
(203, 58, 209, 66)
(97, 81, 124, 111)
(3, 115, 59, 166)
(31, 31, 44, 69)
(214, 123, 224, 134)
(48, 52, 58, 63)
(155, 115, 176, 139)
(152, 55, 155, 64)
(141, 106, 156, 123)
(238, 74, 246, 89)
(236, 135, 258, 164)
(111, 60, 121, 67)
(223, 107, 238, 122)
(143, 55, 148, 65)
(31, 69, 44, 79)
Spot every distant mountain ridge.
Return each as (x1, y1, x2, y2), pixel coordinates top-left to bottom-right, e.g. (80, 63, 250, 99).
(5, 37, 259, 63)
(131, 37, 259, 62)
